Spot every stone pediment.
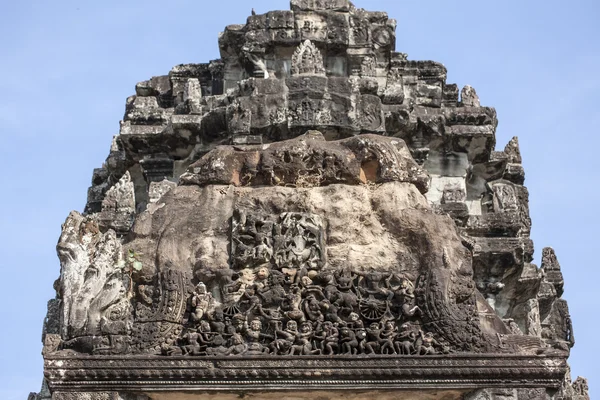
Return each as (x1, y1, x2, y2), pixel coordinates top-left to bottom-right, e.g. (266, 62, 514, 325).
(34, 1, 588, 400)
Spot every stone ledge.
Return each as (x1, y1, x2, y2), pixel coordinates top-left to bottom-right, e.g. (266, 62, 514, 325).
(45, 354, 567, 392)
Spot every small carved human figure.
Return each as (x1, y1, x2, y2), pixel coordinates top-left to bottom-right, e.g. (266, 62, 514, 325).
(304, 294, 324, 322)
(290, 322, 318, 355)
(257, 304, 284, 334)
(417, 331, 440, 355)
(239, 285, 261, 314)
(336, 268, 356, 292)
(380, 320, 398, 354)
(393, 278, 422, 319)
(208, 309, 226, 334)
(181, 329, 205, 356)
(225, 333, 248, 355)
(270, 320, 298, 355)
(340, 326, 359, 355)
(190, 282, 214, 323)
(357, 268, 394, 300)
(259, 271, 287, 307)
(231, 314, 247, 334)
(320, 299, 343, 324)
(282, 285, 306, 322)
(395, 322, 417, 355)
(356, 328, 368, 354)
(254, 266, 270, 291)
(245, 318, 272, 354)
(321, 321, 339, 355)
(347, 312, 364, 329)
(364, 322, 383, 354)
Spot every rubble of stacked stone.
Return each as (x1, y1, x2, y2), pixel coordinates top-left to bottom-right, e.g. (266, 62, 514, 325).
(33, 1, 588, 399)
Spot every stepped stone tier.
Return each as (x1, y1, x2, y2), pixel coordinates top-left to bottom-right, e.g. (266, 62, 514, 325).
(31, 1, 589, 400)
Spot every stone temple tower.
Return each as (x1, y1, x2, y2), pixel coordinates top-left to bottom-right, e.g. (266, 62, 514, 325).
(31, 1, 589, 399)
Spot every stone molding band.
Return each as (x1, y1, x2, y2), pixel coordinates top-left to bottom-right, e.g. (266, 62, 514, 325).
(46, 354, 567, 391)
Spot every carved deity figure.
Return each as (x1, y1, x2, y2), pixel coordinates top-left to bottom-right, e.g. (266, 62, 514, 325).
(275, 213, 324, 271)
(356, 268, 394, 300)
(291, 40, 325, 76)
(392, 278, 422, 319)
(190, 282, 216, 323)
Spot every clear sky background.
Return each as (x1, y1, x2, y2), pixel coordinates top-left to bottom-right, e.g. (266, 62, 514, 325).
(1, 1, 598, 399)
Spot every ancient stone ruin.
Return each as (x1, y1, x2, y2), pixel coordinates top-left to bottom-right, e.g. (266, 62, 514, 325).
(32, 1, 589, 399)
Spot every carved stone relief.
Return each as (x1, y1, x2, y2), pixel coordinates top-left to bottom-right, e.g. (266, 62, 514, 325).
(37, 0, 584, 397)
(160, 265, 450, 357)
(56, 212, 132, 353)
(232, 211, 325, 272)
(291, 40, 326, 76)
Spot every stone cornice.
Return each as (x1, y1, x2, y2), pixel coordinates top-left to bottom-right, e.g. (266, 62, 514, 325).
(45, 354, 567, 392)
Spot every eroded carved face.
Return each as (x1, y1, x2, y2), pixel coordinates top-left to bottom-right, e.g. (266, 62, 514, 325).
(231, 334, 243, 345)
(256, 267, 269, 280)
(195, 282, 207, 295)
(286, 321, 298, 331)
(250, 319, 262, 331)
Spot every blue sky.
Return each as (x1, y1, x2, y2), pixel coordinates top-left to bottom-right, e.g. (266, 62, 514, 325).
(1, 1, 598, 399)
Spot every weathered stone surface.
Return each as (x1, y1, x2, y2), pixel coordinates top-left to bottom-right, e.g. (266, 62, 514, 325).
(56, 211, 130, 352)
(34, 1, 586, 399)
(461, 85, 480, 107)
(180, 131, 430, 193)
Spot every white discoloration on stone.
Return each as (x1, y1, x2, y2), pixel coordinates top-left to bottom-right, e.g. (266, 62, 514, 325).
(102, 172, 135, 212)
(57, 212, 128, 338)
(426, 175, 465, 204)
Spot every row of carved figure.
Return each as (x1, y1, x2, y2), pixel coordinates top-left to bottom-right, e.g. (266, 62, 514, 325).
(190, 267, 425, 323)
(159, 266, 447, 356)
(165, 316, 444, 357)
